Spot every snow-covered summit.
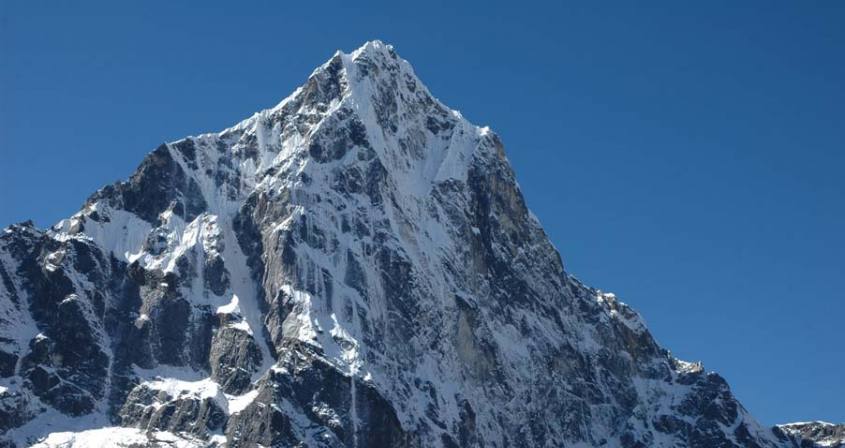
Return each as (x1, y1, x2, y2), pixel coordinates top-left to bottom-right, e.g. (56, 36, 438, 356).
(0, 41, 836, 447)
(776, 421, 845, 448)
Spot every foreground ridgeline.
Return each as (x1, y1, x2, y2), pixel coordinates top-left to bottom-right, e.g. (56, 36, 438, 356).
(0, 41, 837, 447)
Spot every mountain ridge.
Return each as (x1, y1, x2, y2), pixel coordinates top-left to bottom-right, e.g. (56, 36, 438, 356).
(0, 40, 838, 448)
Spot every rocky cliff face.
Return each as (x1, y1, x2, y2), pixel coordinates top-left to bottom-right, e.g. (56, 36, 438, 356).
(0, 41, 836, 447)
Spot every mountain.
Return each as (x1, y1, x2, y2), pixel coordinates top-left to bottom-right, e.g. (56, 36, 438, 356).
(0, 40, 836, 447)
(774, 422, 845, 448)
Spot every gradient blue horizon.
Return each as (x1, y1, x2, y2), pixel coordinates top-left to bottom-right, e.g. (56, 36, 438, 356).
(1, 1, 843, 426)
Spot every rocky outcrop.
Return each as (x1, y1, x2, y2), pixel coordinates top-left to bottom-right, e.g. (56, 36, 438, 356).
(0, 40, 837, 447)
(775, 422, 845, 448)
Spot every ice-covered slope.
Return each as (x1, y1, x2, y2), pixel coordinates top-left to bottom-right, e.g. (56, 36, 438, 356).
(0, 41, 836, 447)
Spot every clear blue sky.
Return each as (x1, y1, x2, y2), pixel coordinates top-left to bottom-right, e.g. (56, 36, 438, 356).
(1, 1, 842, 426)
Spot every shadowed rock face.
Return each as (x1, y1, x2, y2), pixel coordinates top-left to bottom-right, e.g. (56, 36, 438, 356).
(0, 41, 836, 447)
